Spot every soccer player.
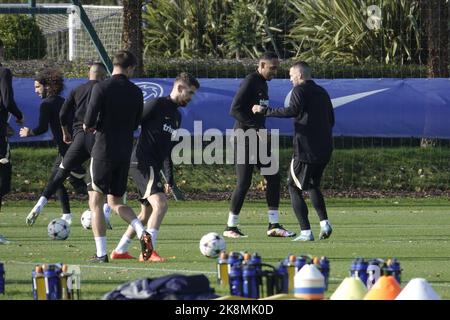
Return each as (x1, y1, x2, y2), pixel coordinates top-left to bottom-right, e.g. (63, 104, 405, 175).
(24, 63, 112, 227)
(0, 38, 23, 243)
(253, 61, 334, 241)
(110, 72, 199, 262)
(20, 69, 85, 226)
(83, 50, 152, 263)
(224, 51, 295, 239)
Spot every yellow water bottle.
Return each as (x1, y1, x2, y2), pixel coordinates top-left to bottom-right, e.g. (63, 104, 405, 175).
(32, 265, 46, 300)
(217, 251, 229, 287)
(287, 255, 297, 294)
(60, 264, 70, 300)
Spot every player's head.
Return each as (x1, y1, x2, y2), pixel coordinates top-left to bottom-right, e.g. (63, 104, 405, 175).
(290, 61, 312, 86)
(171, 72, 200, 107)
(258, 51, 279, 81)
(113, 50, 137, 78)
(89, 62, 107, 81)
(0, 38, 4, 60)
(34, 68, 64, 98)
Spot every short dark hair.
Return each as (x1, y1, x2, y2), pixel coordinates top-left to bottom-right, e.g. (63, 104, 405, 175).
(90, 62, 107, 73)
(259, 51, 278, 61)
(291, 61, 312, 78)
(35, 68, 64, 96)
(113, 50, 137, 69)
(176, 72, 200, 89)
(91, 62, 106, 70)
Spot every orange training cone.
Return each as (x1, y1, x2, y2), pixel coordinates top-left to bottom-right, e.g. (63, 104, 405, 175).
(363, 275, 401, 300)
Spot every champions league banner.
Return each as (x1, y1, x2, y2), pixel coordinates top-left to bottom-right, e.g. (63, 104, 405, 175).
(9, 77, 450, 142)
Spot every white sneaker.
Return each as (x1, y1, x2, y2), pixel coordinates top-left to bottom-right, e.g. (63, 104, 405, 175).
(26, 208, 41, 226)
(61, 214, 73, 226)
(0, 234, 11, 244)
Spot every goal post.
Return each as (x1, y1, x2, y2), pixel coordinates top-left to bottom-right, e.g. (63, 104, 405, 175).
(0, 0, 115, 74)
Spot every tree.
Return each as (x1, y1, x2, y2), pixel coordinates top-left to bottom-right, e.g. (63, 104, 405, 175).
(420, 0, 449, 77)
(122, 0, 143, 76)
(224, 2, 257, 60)
(419, 0, 449, 148)
(0, 14, 46, 60)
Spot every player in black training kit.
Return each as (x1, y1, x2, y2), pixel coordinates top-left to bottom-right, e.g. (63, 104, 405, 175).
(0, 39, 23, 243)
(25, 63, 111, 227)
(224, 52, 295, 239)
(83, 50, 152, 263)
(110, 72, 199, 262)
(0, 39, 23, 209)
(20, 69, 85, 226)
(253, 61, 334, 242)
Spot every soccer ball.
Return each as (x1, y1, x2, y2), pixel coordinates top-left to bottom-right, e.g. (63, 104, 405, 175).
(199, 232, 226, 258)
(47, 218, 70, 240)
(81, 210, 92, 230)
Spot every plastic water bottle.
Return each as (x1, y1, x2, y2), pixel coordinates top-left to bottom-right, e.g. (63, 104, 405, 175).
(242, 262, 259, 298)
(217, 251, 229, 287)
(0, 262, 5, 294)
(250, 253, 262, 276)
(366, 259, 382, 289)
(350, 258, 368, 286)
(250, 253, 263, 295)
(227, 252, 243, 273)
(386, 258, 401, 284)
(44, 264, 62, 300)
(276, 262, 289, 294)
(32, 265, 46, 300)
(287, 255, 297, 294)
(228, 262, 243, 297)
(60, 264, 71, 300)
(319, 257, 330, 291)
(295, 255, 309, 272)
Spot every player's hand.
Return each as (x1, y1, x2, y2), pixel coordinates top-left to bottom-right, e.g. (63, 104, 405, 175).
(252, 105, 266, 114)
(83, 123, 96, 134)
(63, 132, 72, 144)
(164, 184, 173, 194)
(19, 127, 31, 137)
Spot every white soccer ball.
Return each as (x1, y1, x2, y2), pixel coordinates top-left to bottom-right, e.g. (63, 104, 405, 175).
(199, 232, 226, 258)
(80, 210, 92, 230)
(47, 218, 70, 240)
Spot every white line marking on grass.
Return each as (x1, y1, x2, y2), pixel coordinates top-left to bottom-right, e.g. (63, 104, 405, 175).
(8, 260, 216, 275)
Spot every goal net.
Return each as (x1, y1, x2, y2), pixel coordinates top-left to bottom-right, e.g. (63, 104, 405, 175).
(35, 4, 122, 61)
(0, 3, 124, 61)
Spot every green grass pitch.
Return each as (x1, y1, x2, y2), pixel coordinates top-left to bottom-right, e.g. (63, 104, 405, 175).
(1, 198, 449, 300)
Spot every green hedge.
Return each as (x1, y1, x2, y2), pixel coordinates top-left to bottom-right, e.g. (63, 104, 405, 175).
(143, 59, 429, 79)
(8, 146, 450, 194)
(7, 58, 428, 79)
(0, 15, 46, 60)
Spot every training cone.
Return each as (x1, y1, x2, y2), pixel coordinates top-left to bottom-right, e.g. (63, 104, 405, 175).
(330, 277, 368, 300)
(294, 264, 325, 300)
(395, 278, 440, 300)
(363, 275, 401, 300)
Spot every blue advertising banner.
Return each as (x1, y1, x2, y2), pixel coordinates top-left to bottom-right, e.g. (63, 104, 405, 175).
(8, 77, 450, 142)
